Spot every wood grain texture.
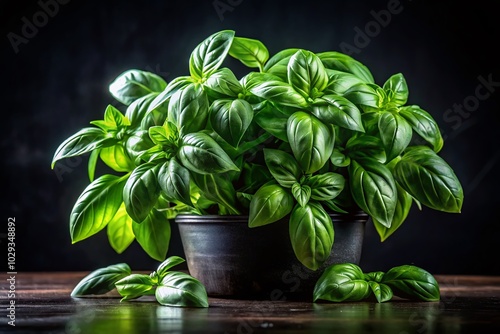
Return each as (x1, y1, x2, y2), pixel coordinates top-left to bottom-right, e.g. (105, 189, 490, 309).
(2, 272, 500, 333)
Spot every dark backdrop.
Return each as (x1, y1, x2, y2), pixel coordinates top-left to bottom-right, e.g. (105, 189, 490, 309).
(2, 0, 499, 274)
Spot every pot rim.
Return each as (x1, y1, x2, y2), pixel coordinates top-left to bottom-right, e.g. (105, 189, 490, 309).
(175, 211, 369, 224)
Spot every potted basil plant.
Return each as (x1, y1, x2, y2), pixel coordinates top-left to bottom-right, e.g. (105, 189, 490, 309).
(52, 30, 463, 299)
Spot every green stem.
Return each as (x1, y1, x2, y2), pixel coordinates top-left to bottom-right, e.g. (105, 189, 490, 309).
(258, 62, 264, 73)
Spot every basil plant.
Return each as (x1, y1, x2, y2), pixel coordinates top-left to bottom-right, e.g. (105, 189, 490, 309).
(52, 30, 463, 271)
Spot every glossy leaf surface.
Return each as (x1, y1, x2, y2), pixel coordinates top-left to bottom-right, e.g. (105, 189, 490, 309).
(71, 263, 131, 296)
(156, 272, 209, 307)
(394, 146, 463, 213)
(289, 202, 334, 270)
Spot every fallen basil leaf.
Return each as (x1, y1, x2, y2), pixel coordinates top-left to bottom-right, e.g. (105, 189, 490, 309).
(156, 272, 209, 308)
(382, 265, 440, 301)
(71, 263, 131, 297)
(313, 263, 371, 302)
(115, 273, 155, 301)
(368, 281, 393, 303)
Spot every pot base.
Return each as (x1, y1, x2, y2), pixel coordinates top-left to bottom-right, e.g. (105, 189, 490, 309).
(176, 212, 367, 301)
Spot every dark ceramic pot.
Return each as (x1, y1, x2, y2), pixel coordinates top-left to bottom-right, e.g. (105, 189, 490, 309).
(175, 212, 368, 301)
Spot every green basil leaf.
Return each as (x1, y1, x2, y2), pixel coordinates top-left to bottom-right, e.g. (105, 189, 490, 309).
(324, 69, 366, 94)
(104, 104, 130, 128)
(125, 93, 158, 129)
(378, 111, 412, 162)
(311, 95, 364, 132)
(88, 148, 100, 182)
(210, 98, 253, 147)
(51, 128, 116, 168)
(247, 72, 308, 107)
(291, 183, 311, 207)
(345, 135, 386, 163)
(322, 199, 349, 214)
(158, 159, 193, 207)
(248, 183, 294, 227)
(394, 146, 463, 213)
(91, 105, 130, 131)
(109, 69, 167, 105)
(287, 49, 329, 98)
(147, 76, 193, 113)
(243, 72, 282, 90)
(70, 174, 127, 243)
(124, 130, 156, 164)
(153, 122, 179, 145)
(383, 73, 408, 106)
(382, 265, 440, 301)
(369, 281, 393, 303)
(148, 128, 167, 145)
(138, 146, 166, 164)
(317, 51, 374, 83)
(191, 172, 241, 215)
(304, 172, 345, 201)
(343, 83, 380, 111)
(100, 145, 135, 172)
(115, 274, 155, 301)
(132, 209, 171, 261)
(123, 163, 160, 223)
(107, 203, 135, 254)
(71, 263, 131, 296)
(330, 149, 351, 167)
(229, 36, 269, 71)
(253, 102, 290, 141)
(399, 105, 444, 153)
(156, 256, 186, 280)
(189, 30, 235, 80)
(263, 148, 301, 188)
(287, 112, 335, 174)
(360, 111, 381, 135)
(263, 48, 300, 80)
(141, 108, 168, 132)
(168, 83, 209, 136)
(156, 272, 209, 308)
(289, 202, 333, 270)
(203, 68, 243, 98)
(364, 271, 385, 283)
(313, 263, 371, 302)
(373, 184, 412, 242)
(349, 158, 397, 227)
(240, 163, 272, 195)
(178, 132, 239, 174)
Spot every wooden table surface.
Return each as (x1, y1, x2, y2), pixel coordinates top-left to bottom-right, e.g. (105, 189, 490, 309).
(2, 272, 500, 333)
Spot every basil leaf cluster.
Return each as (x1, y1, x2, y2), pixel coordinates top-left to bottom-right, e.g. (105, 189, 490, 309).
(52, 30, 464, 273)
(313, 263, 440, 303)
(71, 256, 208, 308)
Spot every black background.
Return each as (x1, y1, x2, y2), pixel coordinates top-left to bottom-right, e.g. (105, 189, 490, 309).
(2, 0, 499, 274)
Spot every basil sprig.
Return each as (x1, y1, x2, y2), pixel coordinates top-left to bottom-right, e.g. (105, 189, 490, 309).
(71, 256, 208, 308)
(313, 263, 440, 303)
